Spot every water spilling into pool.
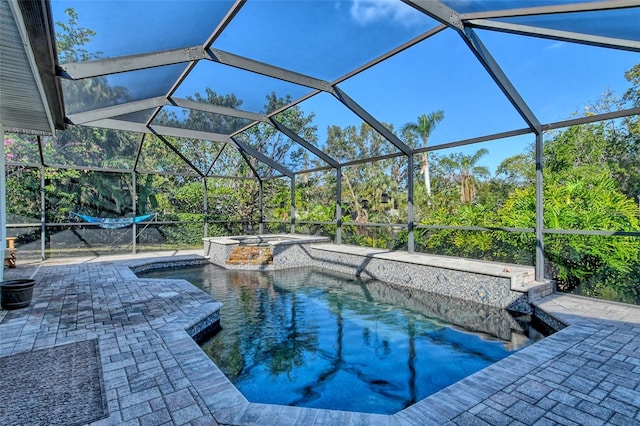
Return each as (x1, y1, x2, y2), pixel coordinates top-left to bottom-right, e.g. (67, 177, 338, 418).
(141, 265, 546, 414)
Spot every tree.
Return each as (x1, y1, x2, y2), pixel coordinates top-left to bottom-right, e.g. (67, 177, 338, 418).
(499, 165, 639, 299)
(55, 8, 99, 63)
(439, 148, 490, 203)
(237, 92, 317, 177)
(401, 111, 444, 197)
(495, 152, 535, 189)
(623, 64, 640, 107)
(325, 123, 397, 224)
(56, 8, 130, 114)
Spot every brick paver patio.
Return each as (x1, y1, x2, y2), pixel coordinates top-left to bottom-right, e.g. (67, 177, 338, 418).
(1, 251, 639, 425)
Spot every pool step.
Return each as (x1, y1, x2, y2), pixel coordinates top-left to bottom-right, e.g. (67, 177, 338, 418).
(226, 246, 273, 266)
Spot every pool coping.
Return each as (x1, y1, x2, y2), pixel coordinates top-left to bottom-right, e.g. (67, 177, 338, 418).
(159, 272, 640, 425)
(167, 308, 589, 426)
(307, 244, 555, 310)
(308, 244, 535, 289)
(130, 256, 579, 425)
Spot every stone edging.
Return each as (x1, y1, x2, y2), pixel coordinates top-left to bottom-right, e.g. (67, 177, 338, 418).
(133, 254, 574, 425)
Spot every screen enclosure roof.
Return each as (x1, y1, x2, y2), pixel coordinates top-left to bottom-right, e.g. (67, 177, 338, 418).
(3, 0, 640, 178)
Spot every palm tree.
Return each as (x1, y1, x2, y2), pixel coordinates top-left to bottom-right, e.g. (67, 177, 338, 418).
(401, 111, 444, 198)
(441, 148, 490, 203)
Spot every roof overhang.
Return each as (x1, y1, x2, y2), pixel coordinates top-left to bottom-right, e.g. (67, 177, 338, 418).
(0, 0, 65, 135)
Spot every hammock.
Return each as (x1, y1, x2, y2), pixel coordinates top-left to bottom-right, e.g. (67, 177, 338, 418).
(71, 212, 155, 229)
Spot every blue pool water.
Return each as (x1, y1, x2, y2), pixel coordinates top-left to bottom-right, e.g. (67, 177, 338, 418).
(141, 265, 545, 414)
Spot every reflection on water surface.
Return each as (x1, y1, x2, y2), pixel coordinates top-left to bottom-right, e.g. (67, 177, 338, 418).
(141, 265, 545, 414)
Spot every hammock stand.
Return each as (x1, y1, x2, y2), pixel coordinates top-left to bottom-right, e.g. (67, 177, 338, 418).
(70, 212, 155, 229)
(70, 212, 157, 246)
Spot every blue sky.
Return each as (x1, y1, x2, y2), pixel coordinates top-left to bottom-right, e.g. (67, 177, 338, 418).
(52, 0, 639, 173)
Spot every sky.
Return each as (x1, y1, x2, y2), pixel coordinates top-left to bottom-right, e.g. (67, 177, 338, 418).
(51, 0, 640, 173)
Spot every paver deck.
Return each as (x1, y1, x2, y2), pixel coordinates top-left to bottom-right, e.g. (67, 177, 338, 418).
(1, 250, 640, 425)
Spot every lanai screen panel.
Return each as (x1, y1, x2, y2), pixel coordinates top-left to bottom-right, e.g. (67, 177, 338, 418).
(293, 92, 402, 164)
(61, 64, 188, 115)
(479, 29, 640, 124)
(52, 1, 234, 59)
(542, 121, 639, 233)
(42, 127, 140, 170)
(174, 61, 314, 114)
(494, 8, 640, 41)
(111, 109, 156, 125)
(152, 105, 253, 135)
(213, 0, 439, 81)
(235, 128, 329, 173)
(207, 145, 251, 178)
(440, 0, 599, 14)
(47, 0, 640, 177)
(4, 135, 40, 165)
(136, 134, 201, 175)
(337, 30, 529, 148)
(150, 137, 227, 176)
(6, 166, 40, 224)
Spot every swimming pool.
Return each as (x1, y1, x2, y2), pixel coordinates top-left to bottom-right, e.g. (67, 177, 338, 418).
(141, 265, 546, 414)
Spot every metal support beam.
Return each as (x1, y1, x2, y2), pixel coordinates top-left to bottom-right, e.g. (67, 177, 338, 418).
(331, 86, 413, 155)
(268, 118, 339, 168)
(37, 134, 45, 166)
(544, 106, 640, 131)
(336, 167, 342, 245)
(462, 28, 541, 132)
(40, 164, 46, 260)
(461, 0, 640, 20)
(58, 46, 207, 79)
(230, 136, 294, 179)
(468, 19, 640, 53)
(67, 97, 167, 124)
(61, 43, 332, 95)
(150, 0, 246, 127)
(205, 144, 227, 177)
(417, 127, 532, 153)
(408, 154, 415, 253)
(258, 180, 264, 235)
(0, 124, 6, 278)
(290, 177, 296, 234)
(173, 98, 267, 122)
(37, 134, 46, 260)
(132, 171, 137, 254)
(153, 133, 205, 178)
(203, 177, 209, 238)
(535, 132, 544, 281)
(203, 0, 247, 49)
(68, 96, 266, 128)
(235, 147, 260, 180)
(401, 0, 463, 31)
(133, 134, 146, 172)
(335, 24, 447, 85)
(85, 118, 229, 141)
(207, 48, 334, 92)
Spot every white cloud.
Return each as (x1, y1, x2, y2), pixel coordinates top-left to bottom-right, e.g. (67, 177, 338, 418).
(544, 41, 566, 52)
(349, 0, 422, 27)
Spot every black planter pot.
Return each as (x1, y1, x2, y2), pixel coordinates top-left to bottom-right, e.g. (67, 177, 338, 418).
(1, 279, 36, 310)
